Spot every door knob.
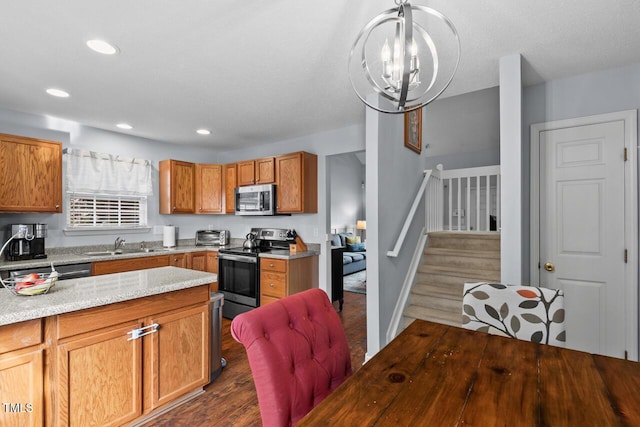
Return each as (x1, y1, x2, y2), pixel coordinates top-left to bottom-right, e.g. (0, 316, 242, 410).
(544, 262, 555, 272)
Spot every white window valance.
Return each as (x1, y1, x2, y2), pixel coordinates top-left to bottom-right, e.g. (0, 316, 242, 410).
(65, 149, 153, 196)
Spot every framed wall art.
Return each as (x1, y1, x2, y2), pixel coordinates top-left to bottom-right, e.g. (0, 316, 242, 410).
(404, 108, 422, 154)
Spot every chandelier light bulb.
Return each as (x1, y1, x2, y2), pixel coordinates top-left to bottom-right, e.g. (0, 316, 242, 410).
(381, 39, 391, 63)
(348, 1, 460, 113)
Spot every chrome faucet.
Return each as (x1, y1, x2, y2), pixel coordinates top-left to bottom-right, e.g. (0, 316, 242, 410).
(114, 236, 126, 251)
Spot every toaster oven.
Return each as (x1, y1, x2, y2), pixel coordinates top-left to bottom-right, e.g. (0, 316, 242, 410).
(195, 230, 230, 246)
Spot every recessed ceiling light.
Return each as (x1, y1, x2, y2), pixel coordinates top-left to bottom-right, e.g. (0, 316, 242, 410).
(86, 39, 119, 55)
(116, 123, 133, 130)
(196, 129, 211, 135)
(46, 88, 70, 98)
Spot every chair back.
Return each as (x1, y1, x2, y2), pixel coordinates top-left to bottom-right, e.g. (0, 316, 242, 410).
(231, 289, 352, 427)
(462, 282, 566, 346)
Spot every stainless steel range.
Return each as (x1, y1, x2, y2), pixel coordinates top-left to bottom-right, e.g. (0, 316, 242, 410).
(217, 228, 296, 319)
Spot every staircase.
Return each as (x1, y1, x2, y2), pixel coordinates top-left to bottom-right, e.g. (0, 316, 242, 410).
(402, 231, 501, 329)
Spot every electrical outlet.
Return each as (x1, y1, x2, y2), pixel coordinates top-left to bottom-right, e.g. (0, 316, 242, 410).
(313, 227, 319, 237)
(153, 225, 163, 234)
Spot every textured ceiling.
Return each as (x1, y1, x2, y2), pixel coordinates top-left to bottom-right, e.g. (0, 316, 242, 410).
(1, 0, 639, 151)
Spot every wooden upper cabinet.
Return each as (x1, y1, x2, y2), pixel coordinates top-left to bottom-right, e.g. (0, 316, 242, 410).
(195, 163, 223, 214)
(255, 157, 275, 184)
(237, 160, 255, 186)
(0, 133, 62, 213)
(159, 160, 195, 214)
(275, 152, 318, 213)
(237, 157, 275, 186)
(224, 163, 237, 214)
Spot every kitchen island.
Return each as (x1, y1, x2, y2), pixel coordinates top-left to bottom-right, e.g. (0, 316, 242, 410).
(0, 267, 217, 427)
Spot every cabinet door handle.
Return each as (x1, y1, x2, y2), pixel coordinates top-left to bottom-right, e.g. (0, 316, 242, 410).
(127, 323, 159, 341)
(269, 283, 275, 287)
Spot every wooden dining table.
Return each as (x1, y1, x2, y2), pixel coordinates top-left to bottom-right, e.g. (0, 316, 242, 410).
(298, 319, 640, 426)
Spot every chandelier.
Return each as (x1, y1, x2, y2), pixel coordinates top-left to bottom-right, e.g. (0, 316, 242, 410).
(348, 0, 460, 113)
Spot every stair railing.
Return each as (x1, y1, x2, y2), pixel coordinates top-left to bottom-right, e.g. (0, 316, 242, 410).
(441, 165, 501, 232)
(385, 164, 442, 342)
(387, 164, 443, 258)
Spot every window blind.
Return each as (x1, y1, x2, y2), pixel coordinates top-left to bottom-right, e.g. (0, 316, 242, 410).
(68, 194, 147, 228)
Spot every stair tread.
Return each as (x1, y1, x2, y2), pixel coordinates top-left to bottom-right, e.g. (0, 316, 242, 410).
(402, 231, 499, 331)
(428, 231, 500, 239)
(424, 247, 500, 258)
(410, 293, 461, 311)
(412, 283, 463, 298)
(418, 264, 501, 277)
(403, 305, 462, 327)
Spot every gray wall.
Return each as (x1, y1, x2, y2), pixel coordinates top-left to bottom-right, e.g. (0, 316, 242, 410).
(329, 152, 365, 232)
(366, 98, 427, 354)
(424, 147, 500, 170)
(424, 86, 500, 157)
(522, 62, 640, 282)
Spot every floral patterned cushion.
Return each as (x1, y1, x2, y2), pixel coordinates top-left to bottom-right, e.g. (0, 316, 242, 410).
(462, 282, 566, 347)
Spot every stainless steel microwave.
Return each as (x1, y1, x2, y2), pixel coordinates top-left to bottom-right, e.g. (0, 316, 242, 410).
(235, 184, 275, 215)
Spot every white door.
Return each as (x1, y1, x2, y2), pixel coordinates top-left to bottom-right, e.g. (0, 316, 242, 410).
(533, 111, 637, 359)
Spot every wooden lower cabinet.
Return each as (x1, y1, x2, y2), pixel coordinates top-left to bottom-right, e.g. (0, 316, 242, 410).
(0, 346, 44, 427)
(260, 256, 318, 305)
(92, 255, 170, 276)
(169, 253, 186, 268)
(0, 319, 44, 427)
(144, 303, 209, 410)
(57, 321, 143, 426)
(52, 286, 210, 426)
(206, 251, 219, 292)
(186, 251, 207, 271)
(92, 251, 219, 276)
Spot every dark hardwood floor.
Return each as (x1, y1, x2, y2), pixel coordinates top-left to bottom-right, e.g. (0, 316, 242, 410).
(144, 290, 366, 427)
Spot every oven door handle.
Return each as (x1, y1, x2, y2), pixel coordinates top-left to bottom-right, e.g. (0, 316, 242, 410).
(218, 254, 258, 263)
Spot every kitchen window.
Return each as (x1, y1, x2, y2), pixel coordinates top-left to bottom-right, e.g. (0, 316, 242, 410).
(67, 193, 147, 229)
(64, 149, 152, 232)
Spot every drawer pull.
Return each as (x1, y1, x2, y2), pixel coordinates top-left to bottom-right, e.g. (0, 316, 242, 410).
(269, 283, 275, 287)
(128, 323, 159, 341)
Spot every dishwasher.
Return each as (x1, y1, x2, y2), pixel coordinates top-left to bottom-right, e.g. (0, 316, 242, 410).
(1, 262, 92, 281)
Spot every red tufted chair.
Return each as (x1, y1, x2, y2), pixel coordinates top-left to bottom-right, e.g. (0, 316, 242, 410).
(231, 288, 352, 427)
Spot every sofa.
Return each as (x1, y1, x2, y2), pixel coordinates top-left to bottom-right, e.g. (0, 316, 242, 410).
(331, 232, 366, 276)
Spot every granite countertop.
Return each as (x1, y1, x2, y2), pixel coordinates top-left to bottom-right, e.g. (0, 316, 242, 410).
(259, 248, 320, 260)
(0, 244, 229, 272)
(0, 242, 321, 272)
(0, 266, 217, 326)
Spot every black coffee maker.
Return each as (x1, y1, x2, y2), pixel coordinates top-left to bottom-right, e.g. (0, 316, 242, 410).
(4, 224, 47, 261)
